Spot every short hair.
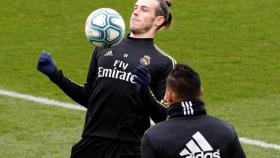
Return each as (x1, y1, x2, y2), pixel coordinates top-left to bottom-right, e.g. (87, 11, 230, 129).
(155, 0, 172, 30)
(166, 64, 201, 100)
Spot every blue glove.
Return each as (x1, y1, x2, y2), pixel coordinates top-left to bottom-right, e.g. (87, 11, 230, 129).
(134, 65, 151, 93)
(37, 51, 57, 76)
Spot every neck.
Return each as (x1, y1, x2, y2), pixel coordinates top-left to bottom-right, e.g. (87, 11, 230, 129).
(129, 32, 155, 39)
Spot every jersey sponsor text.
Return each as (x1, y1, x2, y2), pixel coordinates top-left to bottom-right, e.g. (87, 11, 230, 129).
(97, 60, 136, 84)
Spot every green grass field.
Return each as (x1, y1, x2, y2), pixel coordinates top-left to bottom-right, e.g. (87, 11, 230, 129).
(0, 0, 280, 157)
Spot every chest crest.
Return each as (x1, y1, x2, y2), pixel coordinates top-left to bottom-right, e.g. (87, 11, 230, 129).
(140, 55, 151, 66)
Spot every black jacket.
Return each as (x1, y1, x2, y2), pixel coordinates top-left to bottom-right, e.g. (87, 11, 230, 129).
(141, 100, 246, 158)
(49, 35, 175, 143)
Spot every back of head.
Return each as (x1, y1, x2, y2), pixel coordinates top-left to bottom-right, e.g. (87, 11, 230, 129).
(155, 0, 172, 30)
(166, 64, 201, 101)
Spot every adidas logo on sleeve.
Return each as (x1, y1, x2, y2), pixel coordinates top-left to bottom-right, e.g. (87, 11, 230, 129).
(179, 131, 221, 158)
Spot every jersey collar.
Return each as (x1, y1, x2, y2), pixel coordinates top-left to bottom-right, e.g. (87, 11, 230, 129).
(167, 100, 207, 118)
(126, 33, 154, 43)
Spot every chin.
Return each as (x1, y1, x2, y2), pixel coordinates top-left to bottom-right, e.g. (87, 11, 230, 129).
(130, 27, 139, 34)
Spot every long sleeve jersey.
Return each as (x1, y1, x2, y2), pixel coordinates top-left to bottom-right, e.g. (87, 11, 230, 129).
(49, 36, 176, 143)
(141, 100, 246, 158)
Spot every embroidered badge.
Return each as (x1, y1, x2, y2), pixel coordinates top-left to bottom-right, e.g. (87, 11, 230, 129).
(140, 55, 151, 66)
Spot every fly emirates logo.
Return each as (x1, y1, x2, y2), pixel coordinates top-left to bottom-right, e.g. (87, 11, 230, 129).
(179, 131, 221, 158)
(98, 60, 136, 84)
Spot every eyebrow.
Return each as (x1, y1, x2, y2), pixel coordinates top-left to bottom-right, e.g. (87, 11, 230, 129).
(134, 5, 150, 10)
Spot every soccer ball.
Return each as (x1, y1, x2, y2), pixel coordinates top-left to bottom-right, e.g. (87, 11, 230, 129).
(85, 8, 125, 48)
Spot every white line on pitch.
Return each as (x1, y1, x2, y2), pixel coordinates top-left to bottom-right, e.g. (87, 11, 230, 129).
(1, 88, 280, 151)
(239, 137, 280, 150)
(0, 89, 86, 111)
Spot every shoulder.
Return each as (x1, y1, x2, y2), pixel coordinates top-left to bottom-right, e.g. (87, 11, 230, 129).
(205, 115, 239, 139)
(144, 120, 173, 141)
(141, 122, 166, 153)
(92, 47, 106, 56)
(153, 44, 176, 67)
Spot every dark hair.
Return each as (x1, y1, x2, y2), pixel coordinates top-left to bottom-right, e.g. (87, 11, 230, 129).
(155, 0, 172, 30)
(167, 64, 201, 100)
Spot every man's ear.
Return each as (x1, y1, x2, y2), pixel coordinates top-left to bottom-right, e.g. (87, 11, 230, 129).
(154, 16, 165, 27)
(166, 89, 173, 105)
(199, 87, 204, 97)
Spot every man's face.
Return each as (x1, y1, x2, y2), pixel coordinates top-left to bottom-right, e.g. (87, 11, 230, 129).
(130, 0, 159, 35)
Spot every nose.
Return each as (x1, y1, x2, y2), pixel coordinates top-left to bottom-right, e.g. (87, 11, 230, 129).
(132, 7, 140, 16)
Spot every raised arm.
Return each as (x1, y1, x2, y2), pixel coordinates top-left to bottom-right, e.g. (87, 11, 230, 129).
(37, 50, 98, 108)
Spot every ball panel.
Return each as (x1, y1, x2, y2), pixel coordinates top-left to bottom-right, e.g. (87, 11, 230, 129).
(91, 14, 107, 27)
(85, 24, 102, 38)
(106, 28, 120, 42)
(91, 41, 105, 48)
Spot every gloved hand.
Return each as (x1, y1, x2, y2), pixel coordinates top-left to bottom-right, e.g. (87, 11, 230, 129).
(37, 51, 57, 76)
(134, 65, 151, 93)
(134, 66, 167, 122)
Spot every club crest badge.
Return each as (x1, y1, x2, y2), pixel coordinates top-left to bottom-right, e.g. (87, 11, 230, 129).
(140, 55, 151, 66)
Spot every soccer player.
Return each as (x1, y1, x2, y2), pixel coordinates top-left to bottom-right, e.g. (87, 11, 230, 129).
(137, 64, 246, 158)
(36, 0, 175, 157)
